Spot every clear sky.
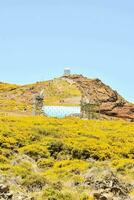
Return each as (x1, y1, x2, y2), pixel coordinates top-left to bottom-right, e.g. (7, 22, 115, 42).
(0, 0, 134, 102)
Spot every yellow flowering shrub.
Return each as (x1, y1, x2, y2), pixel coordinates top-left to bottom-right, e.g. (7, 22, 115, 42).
(0, 116, 134, 199)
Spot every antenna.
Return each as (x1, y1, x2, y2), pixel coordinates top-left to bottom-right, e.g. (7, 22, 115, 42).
(32, 89, 45, 116)
(40, 89, 45, 98)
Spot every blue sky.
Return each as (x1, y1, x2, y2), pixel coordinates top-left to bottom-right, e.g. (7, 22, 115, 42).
(0, 0, 134, 101)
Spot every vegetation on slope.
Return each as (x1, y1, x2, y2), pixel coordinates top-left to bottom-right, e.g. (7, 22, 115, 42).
(1, 75, 134, 120)
(0, 116, 134, 199)
(0, 82, 30, 114)
(0, 82, 19, 92)
(44, 79, 81, 105)
(0, 79, 81, 115)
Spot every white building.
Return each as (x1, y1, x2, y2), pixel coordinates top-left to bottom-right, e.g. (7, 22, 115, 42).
(64, 68, 71, 76)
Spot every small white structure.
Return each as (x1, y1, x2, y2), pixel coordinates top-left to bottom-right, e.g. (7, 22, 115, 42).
(64, 68, 71, 76)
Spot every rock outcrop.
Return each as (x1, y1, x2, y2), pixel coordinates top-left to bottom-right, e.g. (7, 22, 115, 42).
(0, 75, 134, 120)
(0, 180, 34, 200)
(83, 169, 133, 200)
(63, 75, 134, 120)
(0, 184, 13, 200)
(92, 174, 131, 200)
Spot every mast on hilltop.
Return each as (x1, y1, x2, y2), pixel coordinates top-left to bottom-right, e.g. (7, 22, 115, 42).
(33, 89, 45, 116)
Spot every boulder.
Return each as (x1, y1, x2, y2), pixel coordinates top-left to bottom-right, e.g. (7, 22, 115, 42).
(0, 184, 13, 200)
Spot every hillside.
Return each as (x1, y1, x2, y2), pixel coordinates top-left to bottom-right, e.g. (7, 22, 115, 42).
(0, 79, 81, 115)
(0, 77, 134, 199)
(63, 75, 134, 121)
(0, 116, 134, 199)
(0, 75, 134, 120)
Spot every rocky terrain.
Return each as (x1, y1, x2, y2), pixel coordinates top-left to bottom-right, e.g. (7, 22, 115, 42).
(63, 75, 134, 121)
(0, 75, 134, 120)
(0, 168, 133, 200)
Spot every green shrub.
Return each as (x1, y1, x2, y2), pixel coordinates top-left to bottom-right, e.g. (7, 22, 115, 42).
(48, 141, 64, 158)
(42, 188, 74, 200)
(112, 159, 134, 172)
(80, 193, 93, 200)
(37, 158, 54, 169)
(22, 173, 47, 192)
(0, 155, 9, 163)
(11, 161, 32, 179)
(71, 148, 91, 160)
(20, 144, 50, 161)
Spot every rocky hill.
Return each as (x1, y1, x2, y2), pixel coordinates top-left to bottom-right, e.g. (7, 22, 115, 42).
(0, 75, 134, 120)
(63, 75, 134, 121)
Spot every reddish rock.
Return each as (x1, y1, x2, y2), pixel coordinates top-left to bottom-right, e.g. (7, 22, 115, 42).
(63, 74, 134, 120)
